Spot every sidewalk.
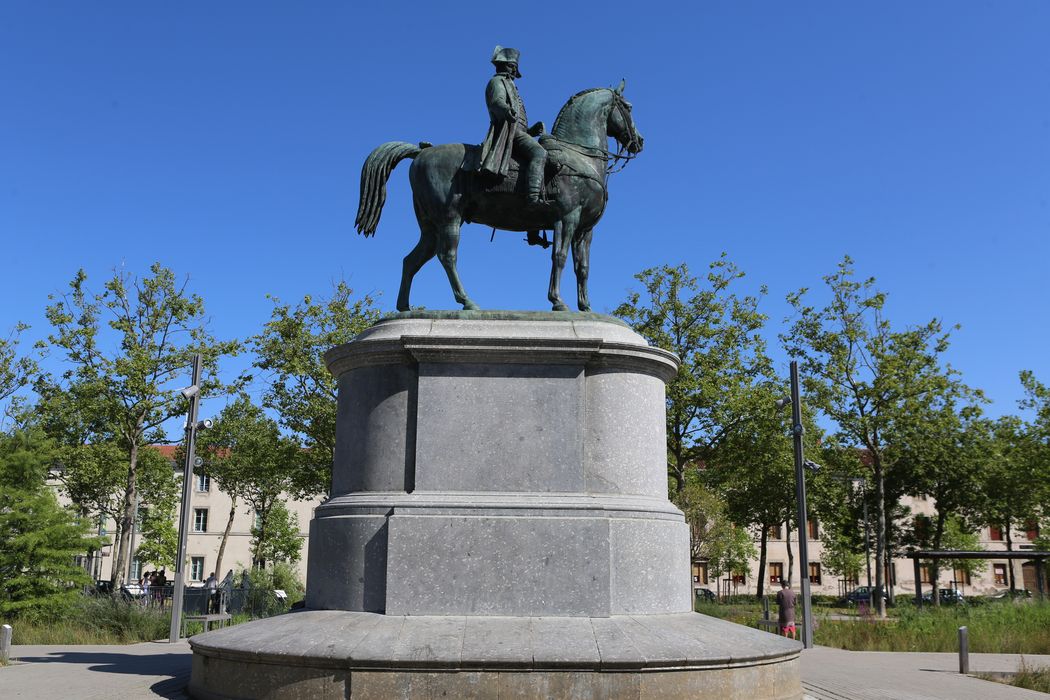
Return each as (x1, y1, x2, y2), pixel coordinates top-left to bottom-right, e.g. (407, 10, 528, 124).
(802, 646, 1050, 699)
(1, 641, 190, 699)
(2, 640, 1047, 698)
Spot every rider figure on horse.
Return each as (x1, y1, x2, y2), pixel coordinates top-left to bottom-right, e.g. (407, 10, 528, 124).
(478, 46, 547, 205)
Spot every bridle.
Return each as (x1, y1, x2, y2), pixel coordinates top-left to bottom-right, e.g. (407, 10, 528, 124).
(606, 94, 640, 174)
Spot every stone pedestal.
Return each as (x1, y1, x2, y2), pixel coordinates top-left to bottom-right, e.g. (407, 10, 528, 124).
(189, 312, 802, 699)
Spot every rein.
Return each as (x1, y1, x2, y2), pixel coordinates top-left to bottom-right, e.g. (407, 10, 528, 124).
(547, 91, 639, 178)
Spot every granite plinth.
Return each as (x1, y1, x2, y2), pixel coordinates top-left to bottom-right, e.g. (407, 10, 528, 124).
(189, 313, 803, 698)
(307, 314, 691, 618)
(188, 610, 803, 700)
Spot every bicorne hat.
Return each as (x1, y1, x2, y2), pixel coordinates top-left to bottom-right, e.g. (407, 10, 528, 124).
(491, 45, 522, 78)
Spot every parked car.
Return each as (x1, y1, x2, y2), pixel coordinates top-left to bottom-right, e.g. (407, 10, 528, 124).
(841, 586, 887, 606)
(922, 588, 966, 605)
(988, 589, 1032, 602)
(694, 587, 717, 603)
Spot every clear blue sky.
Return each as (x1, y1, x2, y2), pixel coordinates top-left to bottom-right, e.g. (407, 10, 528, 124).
(2, 2, 1048, 421)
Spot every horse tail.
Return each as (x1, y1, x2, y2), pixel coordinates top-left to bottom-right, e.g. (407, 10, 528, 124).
(355, 141, 423, 236)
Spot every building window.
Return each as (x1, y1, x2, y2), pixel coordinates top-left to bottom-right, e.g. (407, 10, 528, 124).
(953, 568, 971, 586)
(809, 562, 822, 585)
(920, 564, 934, 584)
(692, 561, 709, 584)
(254, 509, 263, 529)
(1025, 520, 1039, 541)
(130, 558, 141, 581)
(731, 573, 746, 584)
(195, 473, 210, 492)
(989, 525, 1003, 541)
(769, 562, 784, 584)
(993, 563, 1007, 585)
(767, 524, 782, 540)
(193, 508, 208, 532)
(808, 519, 820, 540)
(190, 556, 205, 582)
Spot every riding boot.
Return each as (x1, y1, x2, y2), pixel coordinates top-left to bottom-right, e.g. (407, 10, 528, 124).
(526, 231, 551, 248)
(525, 155, 547, 204)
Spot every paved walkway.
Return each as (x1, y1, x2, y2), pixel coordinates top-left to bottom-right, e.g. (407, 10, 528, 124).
(802, 646, 1050, 699)
(1, 641, 191, 699)
(2, 640, 1047, 698)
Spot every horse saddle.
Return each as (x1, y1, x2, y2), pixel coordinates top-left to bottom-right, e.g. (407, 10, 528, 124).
(461, 142, 566, 199)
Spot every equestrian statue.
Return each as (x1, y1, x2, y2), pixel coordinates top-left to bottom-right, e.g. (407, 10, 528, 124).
(355, 46, 644, 312)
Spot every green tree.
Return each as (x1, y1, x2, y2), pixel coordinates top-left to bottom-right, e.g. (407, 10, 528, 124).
(50, 443, 178, 575)
(198, 396, 304, 570)
(896, 392, 987, 604)
(704, 381, 801, 597)
(0, 430, 98, 615)
(252, 282, 380, 496)
(251, 501, 302, 566)
(782, 256, 960, 616)
(614, 257, 769, 497)
(820, 530, 865, 588)
(38, 263, 239, 588)
(941, 517, 986, 585)
(706, 524, 757, 595)
(980, 415, 1045, 591)
(0, 323, 39, 426)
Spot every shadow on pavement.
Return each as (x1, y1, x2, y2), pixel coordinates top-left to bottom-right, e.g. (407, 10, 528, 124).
(14, 650, 190, 678)
(151, 675, 191, 699)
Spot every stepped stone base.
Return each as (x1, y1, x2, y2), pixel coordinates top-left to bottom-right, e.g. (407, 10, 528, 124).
(188, 610, 802, 699)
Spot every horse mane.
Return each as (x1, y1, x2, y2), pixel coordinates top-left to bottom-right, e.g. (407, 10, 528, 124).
(552, 87, 608, 134)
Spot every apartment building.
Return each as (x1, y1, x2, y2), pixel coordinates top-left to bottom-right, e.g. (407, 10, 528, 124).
(692, 494, 1044, 598)
(64, 445, 323, 585)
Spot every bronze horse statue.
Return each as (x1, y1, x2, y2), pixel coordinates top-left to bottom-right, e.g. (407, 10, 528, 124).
(355, 81, 643, 312)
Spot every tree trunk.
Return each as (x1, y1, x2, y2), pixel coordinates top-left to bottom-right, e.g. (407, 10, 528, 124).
(252, 504, 269, 567)
(931, 510, 946, 607)
(214, 497, 237, 582)
(111, 439, 140, 589)
(671, 443, 685, 495)
(874, 460, 887, 617)
(756, 524, 769, 599)
(786, 523, 794, 586)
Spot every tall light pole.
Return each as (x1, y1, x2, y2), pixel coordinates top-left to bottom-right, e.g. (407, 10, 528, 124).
(169, 353, 206, 643)
(788, 361, 815, 649)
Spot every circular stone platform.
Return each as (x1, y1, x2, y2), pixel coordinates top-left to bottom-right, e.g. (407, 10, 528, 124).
(189, 313, 802, 698)
(189, 610, 801, 699)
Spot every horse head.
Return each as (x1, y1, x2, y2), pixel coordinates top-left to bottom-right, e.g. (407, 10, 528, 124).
(609, 80, 643, 154)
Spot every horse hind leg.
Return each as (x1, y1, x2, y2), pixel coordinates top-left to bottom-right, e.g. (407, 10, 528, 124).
(572, 226, 594, 312)
(397, 225, 437, 312)
(435, 219, 479, 310)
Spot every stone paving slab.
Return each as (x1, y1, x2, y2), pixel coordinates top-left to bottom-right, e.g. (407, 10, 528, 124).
(1, 641, 190, 699)
(801, 646, 1050, 700)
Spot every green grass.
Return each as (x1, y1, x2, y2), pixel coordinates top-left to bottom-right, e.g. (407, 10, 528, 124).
(7, 596, 170, 645)
(697, 598, 1050, 653)
(979, 659, 1050, 694)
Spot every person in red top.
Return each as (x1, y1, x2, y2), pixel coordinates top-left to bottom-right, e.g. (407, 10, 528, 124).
(776, 579, 798, 640)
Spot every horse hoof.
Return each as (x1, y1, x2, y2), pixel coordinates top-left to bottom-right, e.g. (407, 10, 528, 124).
(579, 305, 591, 312)
(552, 303, 569, 312)
(462, 301, 480, 311)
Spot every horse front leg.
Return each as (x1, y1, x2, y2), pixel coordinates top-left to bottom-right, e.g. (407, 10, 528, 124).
(548, 213, 578, 311)
(435, 220, 479, 310)
(572, 226, 594, 312)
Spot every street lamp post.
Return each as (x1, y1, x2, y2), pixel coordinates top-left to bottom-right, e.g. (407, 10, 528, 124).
(169, 354, 204, 643)
(788, 361, 815, 649)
